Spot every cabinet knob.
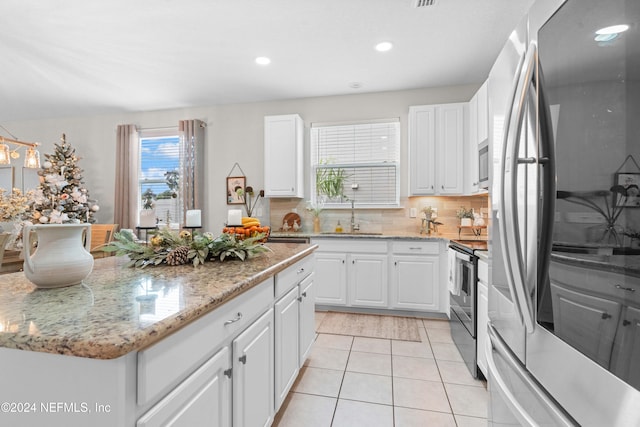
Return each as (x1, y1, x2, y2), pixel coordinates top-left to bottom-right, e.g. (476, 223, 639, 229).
(441, 185, 444, 190)
(394, 261, 397, 266)
(224, 368, 232, 378)
(238, 355, 247, 364)
(601, 313, 612, 320)
(302, 291, 307, 298)
(623, 319, 631, 326)
(224, 312, 243, 325)
(297, 296, 303, 302)
(297, 268, 305, 274)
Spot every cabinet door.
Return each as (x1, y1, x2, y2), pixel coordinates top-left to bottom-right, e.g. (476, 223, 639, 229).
(409, 105, 436, 195)
(550, 283, 621, 369)
(477, 81, 488, 142)
(611, 305, 640, 389)
(233, 309, 274, 427)
(264, 114, 303, 198)
(477, 280, 489, 377)
(349, 253, 388, 308)
(436, 103, 465, 194)
(137, 346, 231, 427)
(314, 252, 347, 305)
(299, 274, 316, 364)
(274, 287, 299, 410)
(390, 255, 439, 311)
(466, 93, 479, 194)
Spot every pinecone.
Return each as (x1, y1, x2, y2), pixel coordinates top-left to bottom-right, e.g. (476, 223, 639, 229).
(166, 246, 190, 266)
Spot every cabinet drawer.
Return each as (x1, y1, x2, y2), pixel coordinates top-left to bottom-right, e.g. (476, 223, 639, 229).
(391, 241, 439, 255)
(137, 277, 274, 406)
(275, 255, 315, 298)
(312, 239, 388, 253)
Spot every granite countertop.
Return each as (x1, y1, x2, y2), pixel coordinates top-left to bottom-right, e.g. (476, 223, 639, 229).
(270, 231, 482, 242)
(0, 242, 316, 360)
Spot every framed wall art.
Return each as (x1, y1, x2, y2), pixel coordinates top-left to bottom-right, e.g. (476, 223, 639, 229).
(227, 176, 246, 205)
(614, 172, 640, 207)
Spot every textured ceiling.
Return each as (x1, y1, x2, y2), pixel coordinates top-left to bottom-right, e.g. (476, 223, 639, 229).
(0, 0, 534, 121)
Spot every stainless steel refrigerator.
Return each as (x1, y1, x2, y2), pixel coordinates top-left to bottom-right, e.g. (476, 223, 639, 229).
(487, 0, 640, 425)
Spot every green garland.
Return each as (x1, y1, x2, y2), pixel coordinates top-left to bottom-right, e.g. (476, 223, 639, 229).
(103, 228, 271, 268)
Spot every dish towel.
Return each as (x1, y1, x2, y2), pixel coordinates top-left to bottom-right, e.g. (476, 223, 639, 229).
(448, 248, 461, 295)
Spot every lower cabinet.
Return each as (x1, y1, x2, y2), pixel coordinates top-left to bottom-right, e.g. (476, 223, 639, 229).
(389, 255, 439, 311)
(137, 347, 231, 427)
(612, 306, 640, 389)
(350, 253, 388, 308)
(233, 308, 275, 427)
(274, 272, 316, 409)
(314, 252, 347, 305)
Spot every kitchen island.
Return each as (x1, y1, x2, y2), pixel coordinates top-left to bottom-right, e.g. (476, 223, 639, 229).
(0, 242, 317, 427)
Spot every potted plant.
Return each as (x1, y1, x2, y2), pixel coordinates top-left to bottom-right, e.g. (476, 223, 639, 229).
(456, 206, 474, 227)
(316, 162, 349, 202)
(139, 188, 157, 227)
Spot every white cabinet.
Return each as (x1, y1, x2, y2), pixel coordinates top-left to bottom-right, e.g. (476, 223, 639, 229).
(233, 308, 275, 427)
(349, 253, 388, 308)
(274, 287, 300, 409)
(389, 241, 441, 312)
(409, 103, 466, 195)
(274, 261, 316, 410)
(312, 238, 445, 314)
(137, 347, 231, 427)
(299, 274, 316, 362)
(313, 239, 389, 309)
(390, 255, 439, 311)
(477, 258, 489, 377)
(264, 114, 304, 198)
(314, 251, 347, 305)
(465, 82, 488, 194)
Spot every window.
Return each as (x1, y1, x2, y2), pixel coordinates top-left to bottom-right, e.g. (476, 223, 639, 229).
(138, 129, 182, 226)
(311, 119, 400, 208)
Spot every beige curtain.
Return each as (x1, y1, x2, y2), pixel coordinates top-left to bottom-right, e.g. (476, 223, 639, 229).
(179, 120, 205, 224)
(114, 124, 139, 230)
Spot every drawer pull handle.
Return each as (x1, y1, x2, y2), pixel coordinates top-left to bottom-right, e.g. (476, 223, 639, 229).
(615, 285, 635, 292)
(224, 312, 243, 325)
(409, 247, 421, 250)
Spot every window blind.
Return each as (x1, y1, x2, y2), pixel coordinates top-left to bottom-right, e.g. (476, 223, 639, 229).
(311, 120, 400, 207)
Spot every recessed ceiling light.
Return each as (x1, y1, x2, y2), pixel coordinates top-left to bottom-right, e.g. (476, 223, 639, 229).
(375, 42, 393, 52)
(596, 24, 629, 35)
(255, 57, 271, 65)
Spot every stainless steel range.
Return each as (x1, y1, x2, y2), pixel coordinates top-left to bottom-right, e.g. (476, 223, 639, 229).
(448, 239, 487, 379)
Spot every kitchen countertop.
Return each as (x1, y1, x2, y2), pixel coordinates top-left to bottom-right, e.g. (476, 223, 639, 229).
(271, 231, 488, 242)
(0, 242, 316, 360)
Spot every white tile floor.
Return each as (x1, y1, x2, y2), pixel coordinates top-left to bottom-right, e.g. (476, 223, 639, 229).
(273, 312, 488, 427)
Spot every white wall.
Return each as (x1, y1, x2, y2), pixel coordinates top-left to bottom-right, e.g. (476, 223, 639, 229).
(3, 84, 477, 231)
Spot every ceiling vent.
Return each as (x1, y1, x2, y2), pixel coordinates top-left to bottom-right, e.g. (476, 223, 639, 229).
(414, 0, 437, 7)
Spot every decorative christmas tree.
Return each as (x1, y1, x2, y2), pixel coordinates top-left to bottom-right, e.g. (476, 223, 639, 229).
(25, 134, 99, 224)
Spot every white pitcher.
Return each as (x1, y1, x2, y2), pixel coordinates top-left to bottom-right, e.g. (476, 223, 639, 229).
(23, 223, 94, 288)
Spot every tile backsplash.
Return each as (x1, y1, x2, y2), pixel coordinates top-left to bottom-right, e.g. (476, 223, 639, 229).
(269, 194, 489, 238)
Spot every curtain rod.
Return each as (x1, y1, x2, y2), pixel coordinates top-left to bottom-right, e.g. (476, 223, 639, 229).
(0, 136, 39, 148)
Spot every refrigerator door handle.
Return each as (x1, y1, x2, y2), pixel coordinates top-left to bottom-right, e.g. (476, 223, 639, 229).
(487, 324, 576, 427)
(499, 43, 537, 333)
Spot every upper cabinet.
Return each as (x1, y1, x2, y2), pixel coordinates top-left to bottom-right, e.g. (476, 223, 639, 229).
(409, 103, 466, 195)
(264, 114, 304, 198)
(465, 81, 488, 194)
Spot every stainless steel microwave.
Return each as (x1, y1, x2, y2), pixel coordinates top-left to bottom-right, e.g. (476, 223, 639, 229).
(478, 140, 489, 189)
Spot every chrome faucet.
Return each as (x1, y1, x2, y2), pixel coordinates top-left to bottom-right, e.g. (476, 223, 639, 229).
(350, 200, 359, 232)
